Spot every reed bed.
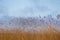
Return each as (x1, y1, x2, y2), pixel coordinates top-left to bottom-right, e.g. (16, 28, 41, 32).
(0, 27, 60, 40)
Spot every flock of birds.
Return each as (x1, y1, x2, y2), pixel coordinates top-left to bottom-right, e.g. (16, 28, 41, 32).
(0, 15, 60, 32)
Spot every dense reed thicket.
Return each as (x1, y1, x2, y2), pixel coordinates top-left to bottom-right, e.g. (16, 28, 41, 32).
(0, 15, 60, 40)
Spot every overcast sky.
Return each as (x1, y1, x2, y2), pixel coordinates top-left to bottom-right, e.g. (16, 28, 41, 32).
(0, 0, 60, 17)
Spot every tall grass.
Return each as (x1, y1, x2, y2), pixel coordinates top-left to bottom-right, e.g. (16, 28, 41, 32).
(0, 27, 60, 40)
(0, 16, 60, 40)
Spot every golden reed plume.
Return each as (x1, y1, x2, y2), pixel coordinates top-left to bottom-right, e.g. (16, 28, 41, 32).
(0, 27, 60, 40)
